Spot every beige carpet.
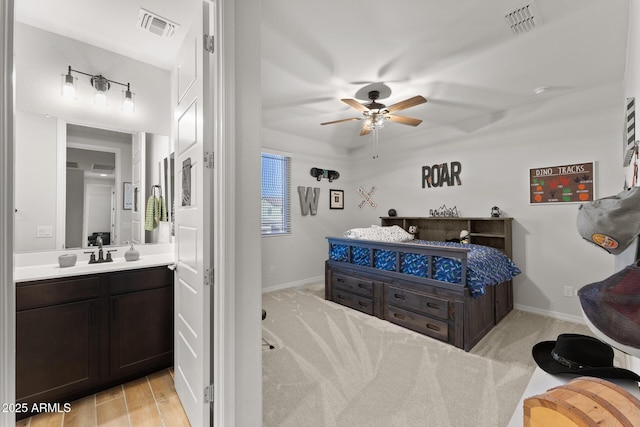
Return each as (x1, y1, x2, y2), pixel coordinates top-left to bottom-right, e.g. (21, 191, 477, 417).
(262, 283, 594, 427)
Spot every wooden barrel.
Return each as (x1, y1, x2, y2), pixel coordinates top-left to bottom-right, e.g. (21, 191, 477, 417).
(524, 376, 640, 427)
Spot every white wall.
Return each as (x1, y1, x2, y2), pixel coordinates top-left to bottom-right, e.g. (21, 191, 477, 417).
(348, 82, 624, 321)
(14, 111, 58, 252)
(261, 128, 353, 290)
(622, 0, 640, 369)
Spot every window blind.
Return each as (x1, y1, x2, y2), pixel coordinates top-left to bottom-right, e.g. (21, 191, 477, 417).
(261, 152, 291, 235)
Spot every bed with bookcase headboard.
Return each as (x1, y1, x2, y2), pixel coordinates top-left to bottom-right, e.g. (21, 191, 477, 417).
(324, 217, 519, 351)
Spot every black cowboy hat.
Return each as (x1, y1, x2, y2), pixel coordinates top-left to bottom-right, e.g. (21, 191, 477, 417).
(532, 333, 640, 382)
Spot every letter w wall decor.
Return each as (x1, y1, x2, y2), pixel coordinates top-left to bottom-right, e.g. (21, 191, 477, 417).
(298, 186, 321, 215)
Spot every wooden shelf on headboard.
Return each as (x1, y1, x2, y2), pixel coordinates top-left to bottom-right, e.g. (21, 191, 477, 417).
(380, 217, 513, 258)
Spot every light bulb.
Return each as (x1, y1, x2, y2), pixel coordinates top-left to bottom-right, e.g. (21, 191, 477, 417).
(94, 91, 108, 107)
(122, 89, 135, 113)
(61, 71, 76, 99)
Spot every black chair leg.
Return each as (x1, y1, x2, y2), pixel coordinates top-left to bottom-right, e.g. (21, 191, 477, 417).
(262, 309, 275, 349)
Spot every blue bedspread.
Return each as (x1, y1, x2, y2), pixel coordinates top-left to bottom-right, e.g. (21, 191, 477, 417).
(329, 240, 521, 298)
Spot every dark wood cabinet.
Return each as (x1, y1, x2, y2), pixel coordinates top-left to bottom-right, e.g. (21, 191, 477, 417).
(15, 266, 173, 419)
(16, 296, 100, 406)
(109, 268, 173, 381)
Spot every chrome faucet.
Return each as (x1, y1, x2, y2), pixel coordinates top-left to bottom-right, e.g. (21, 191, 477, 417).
(96, 236, 104, 262)
(84, 236, 115, 264)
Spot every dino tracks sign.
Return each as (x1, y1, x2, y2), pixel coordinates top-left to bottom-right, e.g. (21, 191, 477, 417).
(530, 162, 594, 204)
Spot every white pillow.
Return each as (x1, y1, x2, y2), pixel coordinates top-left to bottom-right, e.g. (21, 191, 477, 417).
(343, 225, 414, 242)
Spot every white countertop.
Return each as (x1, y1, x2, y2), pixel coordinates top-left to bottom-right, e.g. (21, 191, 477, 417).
(14, 244, 175, 283)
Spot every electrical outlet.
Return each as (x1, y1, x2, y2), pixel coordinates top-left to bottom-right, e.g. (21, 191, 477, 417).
(563, 286, 574, 297)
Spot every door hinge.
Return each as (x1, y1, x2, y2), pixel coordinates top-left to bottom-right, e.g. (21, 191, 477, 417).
(204, 384, 214, 403)
(204, 151, 214, 169)
(204, 34, 215, 53)
(204, 267, 214, 287)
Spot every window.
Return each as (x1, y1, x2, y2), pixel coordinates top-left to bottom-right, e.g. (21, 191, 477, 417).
(261, 152, 291, 236)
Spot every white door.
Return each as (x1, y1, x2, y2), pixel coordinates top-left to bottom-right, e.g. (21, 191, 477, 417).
(131, 132, 146, 244)
(173, 2, 214, 425)
(83, 184, 114, 246)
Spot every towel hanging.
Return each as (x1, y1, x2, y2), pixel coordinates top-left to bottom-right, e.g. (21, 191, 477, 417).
(144, 185, 167, 231)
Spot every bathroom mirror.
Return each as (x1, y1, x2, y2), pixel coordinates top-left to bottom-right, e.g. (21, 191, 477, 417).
(14, 116, 173, 253)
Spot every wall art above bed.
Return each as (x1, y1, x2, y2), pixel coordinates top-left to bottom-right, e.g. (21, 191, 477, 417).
(529, 161, 594, 204)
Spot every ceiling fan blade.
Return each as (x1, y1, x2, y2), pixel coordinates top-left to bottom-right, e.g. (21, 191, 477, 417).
(341, 98, 370, 112)
(320, 117, 361, 126)
(388, 115, 423, 126)
(360, 123, 371, 136)
(385, 95, 427, 113)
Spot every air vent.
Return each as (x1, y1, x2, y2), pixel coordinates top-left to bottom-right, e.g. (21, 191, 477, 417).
(66, 162, 79, 169)
(91, 164, 115, 173)
(137, 8, 180, 39)
(505, 3, 542, 34)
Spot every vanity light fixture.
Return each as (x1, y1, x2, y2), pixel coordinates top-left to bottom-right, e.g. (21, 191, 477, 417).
(61, 66, 135, 112)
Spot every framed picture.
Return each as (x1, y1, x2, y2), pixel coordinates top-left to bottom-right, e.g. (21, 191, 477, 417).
(330, 189, 344, 209)
(123, 182, 133, 210)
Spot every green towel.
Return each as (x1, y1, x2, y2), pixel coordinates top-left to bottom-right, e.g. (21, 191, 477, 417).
(144, 196, 167, 231)
(144, 196, 156, 230)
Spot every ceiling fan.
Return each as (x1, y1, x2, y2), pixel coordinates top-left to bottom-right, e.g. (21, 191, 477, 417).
(321, 90, 427, 136)
(320, 90, 427, 159)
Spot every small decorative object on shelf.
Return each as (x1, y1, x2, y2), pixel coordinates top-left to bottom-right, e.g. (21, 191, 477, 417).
(429, 205, 459, 217)
(388, 208, 397, 217)
(460, 230, 469, 244)
(408, 225, 418, 234)
(491, 206, 502, 217)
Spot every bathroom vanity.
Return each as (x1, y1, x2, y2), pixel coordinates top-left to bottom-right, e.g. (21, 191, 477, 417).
(14, 251, 174, 419)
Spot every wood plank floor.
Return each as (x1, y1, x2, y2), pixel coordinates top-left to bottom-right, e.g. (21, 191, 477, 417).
(15, 368, 190, 427)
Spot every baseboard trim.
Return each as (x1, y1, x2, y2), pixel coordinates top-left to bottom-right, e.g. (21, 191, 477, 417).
(262, 276, 324, 293)
(514, 303, 585, 325)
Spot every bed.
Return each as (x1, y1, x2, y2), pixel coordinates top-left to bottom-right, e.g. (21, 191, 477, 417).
(325, 218, 521, 351)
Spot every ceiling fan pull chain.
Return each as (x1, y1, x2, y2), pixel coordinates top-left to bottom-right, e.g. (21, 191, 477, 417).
(373, 128, 379, 159)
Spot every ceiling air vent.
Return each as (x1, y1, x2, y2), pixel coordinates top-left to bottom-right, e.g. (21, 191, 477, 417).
(137, 8, 180, 39)
(91, 164, 115, 173)
(505, 2, 542, 34)
(66, 162, 78, 169)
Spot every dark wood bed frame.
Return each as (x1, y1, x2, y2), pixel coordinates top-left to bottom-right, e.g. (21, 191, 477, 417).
(325, 217, 514, 351)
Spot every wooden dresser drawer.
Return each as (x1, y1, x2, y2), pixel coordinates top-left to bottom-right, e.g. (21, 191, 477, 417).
(17, 276, 101, 311)
(387, 305, 448, 341)
(332, 273, 374, 297)
(332, 289, 374, 315)
(386, 285, 448, 320)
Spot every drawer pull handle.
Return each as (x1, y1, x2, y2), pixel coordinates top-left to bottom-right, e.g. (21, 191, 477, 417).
(336, 278, 345, 283)
(426, 324, 440, 331)
(358, 301, 368, 307)
(358, 283, 368, 289)
(426, 302, 439, 309)
(393, 313, 406, 320)
(394, 293, 405, 300)
(337, 294, 346, 300)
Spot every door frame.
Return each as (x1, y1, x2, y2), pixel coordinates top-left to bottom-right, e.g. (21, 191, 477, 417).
(0, 1, 15, 425)
(1, 1, 262, 425)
